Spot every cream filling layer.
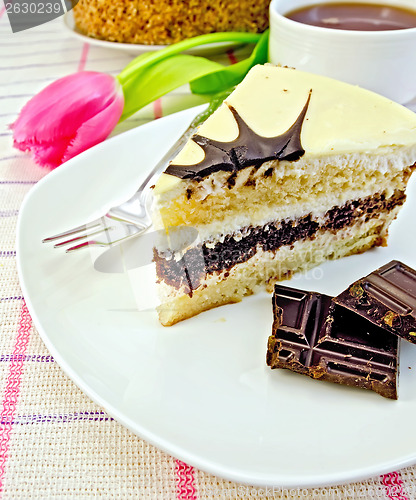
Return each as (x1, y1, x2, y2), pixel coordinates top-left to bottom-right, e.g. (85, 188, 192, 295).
(155, 209, 398, 307)
(154, 182, 406, 252)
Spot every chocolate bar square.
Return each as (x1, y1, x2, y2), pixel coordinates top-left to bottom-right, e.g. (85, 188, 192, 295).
(267, 284, 399, 399)
(334, 260, 416, 344)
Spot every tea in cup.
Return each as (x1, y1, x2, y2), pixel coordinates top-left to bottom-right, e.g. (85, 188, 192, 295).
(269, 0, 416, 103)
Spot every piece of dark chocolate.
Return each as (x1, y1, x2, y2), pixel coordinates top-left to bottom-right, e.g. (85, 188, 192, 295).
(266, 284, 399, 399)
(334, 260, 416, 344)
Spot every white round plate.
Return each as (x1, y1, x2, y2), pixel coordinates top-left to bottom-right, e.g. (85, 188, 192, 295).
(63, 11, 241, 56)
(17, 105, 416, 488)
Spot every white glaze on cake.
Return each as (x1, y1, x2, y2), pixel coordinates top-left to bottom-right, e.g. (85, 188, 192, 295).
(153, 65, 416, 196)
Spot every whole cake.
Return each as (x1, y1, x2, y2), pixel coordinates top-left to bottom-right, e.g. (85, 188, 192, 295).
(151, 65, 416, 326)
(72, 0, 269, 45)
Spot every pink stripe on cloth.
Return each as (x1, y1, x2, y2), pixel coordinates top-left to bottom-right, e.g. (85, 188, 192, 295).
(77, 43, 90, 72)
(175, 459, 197, 500)
(0, 302, 32, 492)
(153, 98, 163, 120)
(382, 471, 410, 500)
(0, 6, 5, 19)
(226, 49, 238, 65)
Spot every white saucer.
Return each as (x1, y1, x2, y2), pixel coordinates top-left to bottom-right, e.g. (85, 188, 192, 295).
(63, 11, 241, 56)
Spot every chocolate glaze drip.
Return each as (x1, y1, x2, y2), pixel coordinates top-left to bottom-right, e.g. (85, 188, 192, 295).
(154, 190, 405, 294)
(165, 93, 312, 180)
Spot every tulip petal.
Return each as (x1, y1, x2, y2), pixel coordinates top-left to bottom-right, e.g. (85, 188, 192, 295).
(62, 91, 124, 163)
(31, 138, 71, 169)
(11, 71, 124, 169)
(13, 136, 70, 169)
(11, 72, 119, 144)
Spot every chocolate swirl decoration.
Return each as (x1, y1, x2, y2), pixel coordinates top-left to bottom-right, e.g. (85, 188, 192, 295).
(166, 91, 312, 180)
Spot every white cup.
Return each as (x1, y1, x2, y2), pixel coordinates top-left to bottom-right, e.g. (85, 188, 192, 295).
(269, 0, 416, 104)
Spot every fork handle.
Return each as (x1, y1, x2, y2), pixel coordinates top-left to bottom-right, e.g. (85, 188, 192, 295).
(109, 88, 234, 225)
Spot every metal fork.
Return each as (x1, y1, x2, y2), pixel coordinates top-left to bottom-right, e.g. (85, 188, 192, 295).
(42, 91, 231, 253)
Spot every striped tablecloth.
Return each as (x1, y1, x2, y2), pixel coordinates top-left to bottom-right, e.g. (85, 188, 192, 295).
(1, 5, 416, 499)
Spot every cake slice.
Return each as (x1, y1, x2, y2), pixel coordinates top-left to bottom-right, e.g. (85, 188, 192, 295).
(151, 65, 416, 326)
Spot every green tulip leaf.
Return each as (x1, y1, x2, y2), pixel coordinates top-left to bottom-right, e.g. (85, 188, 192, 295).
(190, 30, 269, 95)
(117, 31, 263, 85)
(120, 54, 223, 121)
(117, 30, 269, 122)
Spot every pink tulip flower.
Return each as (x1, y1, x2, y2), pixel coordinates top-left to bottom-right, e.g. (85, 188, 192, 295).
(11, 32, 267, 169)
(11, 72, 124, 169)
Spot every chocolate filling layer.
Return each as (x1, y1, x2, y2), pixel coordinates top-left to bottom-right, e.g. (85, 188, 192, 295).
(165, 93, 311, 181)
(154, 190, 405, 294)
